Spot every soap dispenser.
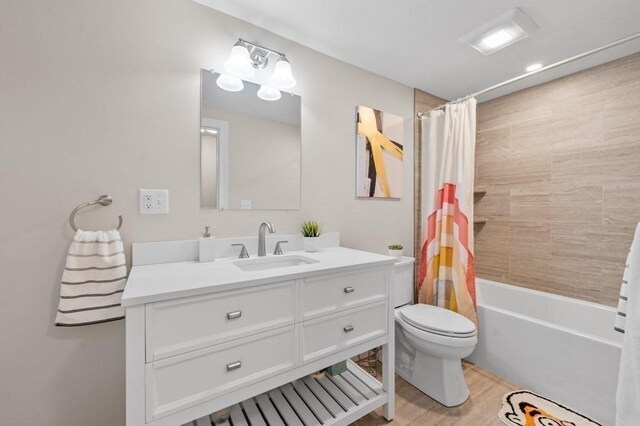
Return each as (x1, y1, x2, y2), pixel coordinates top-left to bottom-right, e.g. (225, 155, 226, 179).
(199, 225, 216, 262)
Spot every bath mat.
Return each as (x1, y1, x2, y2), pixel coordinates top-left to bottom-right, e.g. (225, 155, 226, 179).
(498, 390, 602, 426)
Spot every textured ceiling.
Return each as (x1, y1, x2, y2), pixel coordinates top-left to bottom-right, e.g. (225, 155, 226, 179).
(194, 0, 640, 101)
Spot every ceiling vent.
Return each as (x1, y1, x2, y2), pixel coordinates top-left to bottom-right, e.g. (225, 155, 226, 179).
(460, 8, 538, 55)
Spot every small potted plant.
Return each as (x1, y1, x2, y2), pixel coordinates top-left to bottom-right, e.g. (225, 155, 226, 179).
(388, 243, 403, 257)
(301, 220, 323, 252)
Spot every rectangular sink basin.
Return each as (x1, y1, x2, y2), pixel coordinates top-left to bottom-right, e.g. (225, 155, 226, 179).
(233, 254, 319, 272)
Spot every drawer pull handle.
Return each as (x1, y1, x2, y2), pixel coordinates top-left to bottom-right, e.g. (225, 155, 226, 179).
(344, 286, 354, 294)
(343, 325, 354, 333)
(226, 311, 242, 320)
(227, 361, 242, 372)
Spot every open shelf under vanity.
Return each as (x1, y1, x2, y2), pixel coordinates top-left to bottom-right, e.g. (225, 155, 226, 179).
(184, 360, 386, 426)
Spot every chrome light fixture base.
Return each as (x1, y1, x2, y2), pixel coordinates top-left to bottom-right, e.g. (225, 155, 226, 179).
(249, 47, 269, 69)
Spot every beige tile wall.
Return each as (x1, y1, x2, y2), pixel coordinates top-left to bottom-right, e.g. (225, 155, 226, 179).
(475, 53, 640, 306)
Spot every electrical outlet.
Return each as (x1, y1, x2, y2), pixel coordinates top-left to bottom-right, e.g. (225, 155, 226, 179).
(240, 200, 252, 210)
(139, 189, 169, 214)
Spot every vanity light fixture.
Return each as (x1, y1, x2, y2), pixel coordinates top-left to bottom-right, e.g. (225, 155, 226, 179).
(215, 73, 244, 92)
(257, 85, 282, 101)
(526, 63, 543, 72)
(224, 41, 255, 79)
(460, 8, 538, 55)
(271, 57, 296, 90)
(216, 38, 296, 101)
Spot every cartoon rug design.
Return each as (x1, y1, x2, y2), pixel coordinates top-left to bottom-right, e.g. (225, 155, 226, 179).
(498, 390, 602, 426)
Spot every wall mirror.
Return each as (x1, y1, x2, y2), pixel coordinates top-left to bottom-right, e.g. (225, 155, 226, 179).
(200, 70, 301, 210)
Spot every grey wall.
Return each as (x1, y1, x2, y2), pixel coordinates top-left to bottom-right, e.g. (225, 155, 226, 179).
(0, 0, 413, 424)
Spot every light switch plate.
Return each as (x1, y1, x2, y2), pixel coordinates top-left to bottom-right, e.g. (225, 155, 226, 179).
(139, 189, 169, 214)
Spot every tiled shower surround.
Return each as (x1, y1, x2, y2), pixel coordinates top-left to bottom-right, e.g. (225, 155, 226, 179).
(473, 53, 640, 306)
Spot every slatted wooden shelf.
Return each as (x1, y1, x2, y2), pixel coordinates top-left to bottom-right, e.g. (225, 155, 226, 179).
(183, 360, 387, 426)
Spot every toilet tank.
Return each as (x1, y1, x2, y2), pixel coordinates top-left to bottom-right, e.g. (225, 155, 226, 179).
(393, 256, 415, 308)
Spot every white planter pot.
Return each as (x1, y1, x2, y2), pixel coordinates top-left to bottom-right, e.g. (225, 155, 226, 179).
(388, 249, 403, 257)
(303, 237, 320, 252)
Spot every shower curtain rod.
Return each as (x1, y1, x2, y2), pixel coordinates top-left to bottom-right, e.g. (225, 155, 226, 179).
(416, 31, 640, 118)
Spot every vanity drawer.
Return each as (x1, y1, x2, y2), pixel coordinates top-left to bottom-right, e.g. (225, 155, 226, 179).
(147, 325, 296, 421)
(301, 268, 387, 319)
(301, 301, 387, 363)
(146, 281, 295, 362)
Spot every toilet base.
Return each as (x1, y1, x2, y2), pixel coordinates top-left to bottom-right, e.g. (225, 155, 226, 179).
(396, 347, 470, 407)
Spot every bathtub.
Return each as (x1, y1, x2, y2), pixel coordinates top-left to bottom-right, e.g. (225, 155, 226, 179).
(467, 278, 623, 425)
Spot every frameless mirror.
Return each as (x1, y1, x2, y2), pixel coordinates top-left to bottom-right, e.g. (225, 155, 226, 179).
(200, 70, 301, 210)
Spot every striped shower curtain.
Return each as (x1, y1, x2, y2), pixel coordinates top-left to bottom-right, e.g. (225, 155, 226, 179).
(418, 98, 477, 326)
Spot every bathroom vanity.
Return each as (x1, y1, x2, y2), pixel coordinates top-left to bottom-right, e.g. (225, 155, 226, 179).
(122, 234, 396, 426)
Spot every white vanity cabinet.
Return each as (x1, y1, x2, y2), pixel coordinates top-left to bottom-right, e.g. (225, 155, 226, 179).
(145, 281, 296, 362)
(123, 246, 395, 426)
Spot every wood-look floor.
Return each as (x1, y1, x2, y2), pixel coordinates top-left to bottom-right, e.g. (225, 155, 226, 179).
(352, 362, 516, 425)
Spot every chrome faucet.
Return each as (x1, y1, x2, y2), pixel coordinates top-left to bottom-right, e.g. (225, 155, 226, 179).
(258, 222, 275, 257)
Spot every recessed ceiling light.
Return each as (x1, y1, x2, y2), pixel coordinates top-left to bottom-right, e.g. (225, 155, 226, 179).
(460, 8, 538, 55)
(481, 29, 514, 50)
(526, 63, 543, 72)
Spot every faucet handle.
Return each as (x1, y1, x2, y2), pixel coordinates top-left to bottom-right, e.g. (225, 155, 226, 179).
(273, 240, 288, 255)
(231, 243, 249, 259)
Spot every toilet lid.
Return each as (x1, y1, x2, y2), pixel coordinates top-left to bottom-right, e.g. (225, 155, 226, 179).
(399, 304, 476, 337)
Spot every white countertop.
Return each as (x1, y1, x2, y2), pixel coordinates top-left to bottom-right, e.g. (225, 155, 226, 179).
(122, 247, 397, 306)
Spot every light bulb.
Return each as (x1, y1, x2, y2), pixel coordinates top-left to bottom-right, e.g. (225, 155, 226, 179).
(224, 42, 255, 79)
(270, 57, 296, 90)
(216, 74, 244, 92)
(257, 85, 281, 101)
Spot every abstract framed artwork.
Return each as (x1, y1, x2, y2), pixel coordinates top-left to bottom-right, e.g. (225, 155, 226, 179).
(356, 105, 404, 199)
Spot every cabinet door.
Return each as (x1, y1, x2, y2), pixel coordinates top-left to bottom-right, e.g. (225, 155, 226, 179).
(147, 326, 296, 421)
(301, 268, 387, 320)
(146, 281, 295, 361)
(301, 301, 387, 363)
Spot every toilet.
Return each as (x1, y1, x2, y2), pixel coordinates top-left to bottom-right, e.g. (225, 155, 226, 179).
(393, 257, 478, 407)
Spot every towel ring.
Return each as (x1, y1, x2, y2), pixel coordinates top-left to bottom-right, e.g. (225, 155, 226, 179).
(69, 195, 123, 232)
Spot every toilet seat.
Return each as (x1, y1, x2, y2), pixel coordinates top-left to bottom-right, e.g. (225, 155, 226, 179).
(395, 309, 477, 349)
(398, 304, 476, 338)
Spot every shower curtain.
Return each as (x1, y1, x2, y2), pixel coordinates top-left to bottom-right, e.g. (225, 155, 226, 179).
(418, 98, 477, 326)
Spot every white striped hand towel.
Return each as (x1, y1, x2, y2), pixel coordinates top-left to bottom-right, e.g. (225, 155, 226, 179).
(615, 260, 631, 333)
(615, 223, 640, 334)
(55, 229, 126, 326)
